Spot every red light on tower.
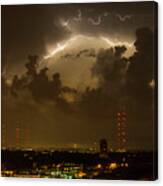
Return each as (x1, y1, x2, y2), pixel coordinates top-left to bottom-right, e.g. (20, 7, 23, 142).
(24, 125, 29, 148)
(16, 121, 21, 149)
(116, 108, 127, 152)
(2, 122, 6, 148)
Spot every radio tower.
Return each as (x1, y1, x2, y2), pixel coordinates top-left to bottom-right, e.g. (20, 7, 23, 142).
(25, 124, 30, 148)
(2, 122, 6, 148)
(116, 107, 127, 152)
(16, 121, 21, 149)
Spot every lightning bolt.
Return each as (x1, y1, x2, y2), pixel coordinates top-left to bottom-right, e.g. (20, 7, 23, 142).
(88, 12, 109, 26)
(100, 36, 134, 48)
(44, 35, 134, 60)
(60, 9, 82, 31)
(44, 35, 84, 60)
(116, 14, 133, 22)
(44, 43, 67, 60)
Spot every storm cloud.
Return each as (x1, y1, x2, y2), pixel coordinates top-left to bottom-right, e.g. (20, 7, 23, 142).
(2, 2, 157, 150)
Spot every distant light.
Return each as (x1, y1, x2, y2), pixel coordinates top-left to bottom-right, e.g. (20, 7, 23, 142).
(96, 164, 102, 169)
(122, 157, 126, 162)
(109, 162, 118, 170)
(117, 112, 121, 116)
(77, 171, 86, 178)
(121, 163, 124, 167)
(5, 79, 12, 86)
(125, 163, 129, 167)
(73, 143, 77, 149)
(149, 79, 155, 89)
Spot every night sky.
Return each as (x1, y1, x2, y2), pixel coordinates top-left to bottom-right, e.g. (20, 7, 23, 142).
(1, 2, 157, 150)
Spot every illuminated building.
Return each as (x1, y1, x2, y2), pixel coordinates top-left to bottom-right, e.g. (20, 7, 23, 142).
(116, 108, 127, 152)
(99, 138, 108, 158)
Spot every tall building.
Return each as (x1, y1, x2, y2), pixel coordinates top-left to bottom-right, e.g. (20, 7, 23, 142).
(116, 108, 127, 152)
(99, 138, 108, 158)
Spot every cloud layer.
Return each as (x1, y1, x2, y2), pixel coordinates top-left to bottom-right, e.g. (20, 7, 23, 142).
(2, 27, 156, 150)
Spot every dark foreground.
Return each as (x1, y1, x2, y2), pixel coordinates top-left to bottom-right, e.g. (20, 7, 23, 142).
(1, 149, 157, 180)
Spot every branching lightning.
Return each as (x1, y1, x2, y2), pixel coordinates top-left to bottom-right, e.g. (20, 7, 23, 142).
(116, 14, 133, 22)
(60, 9, 82, 31)
(44, 35, 134, 60)
(88, 12, 109, 26)
(44, 35, 83, 59)
(100, 36, 134, 48)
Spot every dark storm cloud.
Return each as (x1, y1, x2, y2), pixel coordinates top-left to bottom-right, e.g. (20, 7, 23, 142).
(2, 27, 156, 150)
(1, 5, 71, 69)
(86, 27, 155, 117)
(5, 27, 154, 110)
(127, 28, 154, 104)
(92, 46, 127, 92)
(2, 1, 155, 71)
(4, 44, 128, 116)
(9, 55, 76, 112)
(124, 28, 156, 150)
(76, 27, 155, 150)
(74, 46, 128, 124)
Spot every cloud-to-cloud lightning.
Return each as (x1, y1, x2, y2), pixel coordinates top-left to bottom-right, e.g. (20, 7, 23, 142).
(43, 34, 134, 60)
(74, 9, 82, 22)
(44, 36, 79, 59)
(116, 14, 133, 22)
(100, 36, 133, 48)
(88, 12, 109, 26)
(44, 35, 93, 60)
(60, 9, 82, 31)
